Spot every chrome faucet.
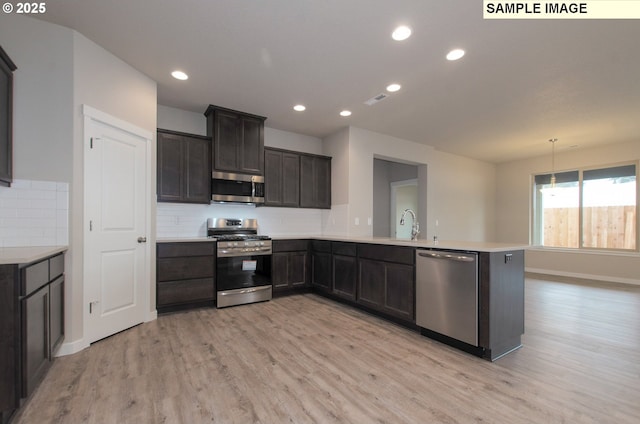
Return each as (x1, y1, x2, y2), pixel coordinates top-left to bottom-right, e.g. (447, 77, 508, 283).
(399, 208, 420, 241)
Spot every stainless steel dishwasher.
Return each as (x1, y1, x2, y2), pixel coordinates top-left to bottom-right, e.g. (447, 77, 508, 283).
(416, 249, 479, 346)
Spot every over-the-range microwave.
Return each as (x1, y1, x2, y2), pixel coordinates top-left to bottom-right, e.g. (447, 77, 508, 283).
(211, 171, 265, 204)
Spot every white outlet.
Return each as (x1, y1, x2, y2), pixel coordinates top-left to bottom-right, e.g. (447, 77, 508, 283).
(367, 217, 372, 226)
(355, 217, 360, 225)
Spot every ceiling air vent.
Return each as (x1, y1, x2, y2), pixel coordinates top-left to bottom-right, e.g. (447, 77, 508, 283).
(364, 93, 388, 106)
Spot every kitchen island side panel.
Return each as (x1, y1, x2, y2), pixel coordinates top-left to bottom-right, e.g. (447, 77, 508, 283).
(0, 264, 18, 424)
(479, 250, 525, 360)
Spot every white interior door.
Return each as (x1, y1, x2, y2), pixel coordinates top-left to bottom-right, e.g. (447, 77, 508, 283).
(84, 107, 150, 344)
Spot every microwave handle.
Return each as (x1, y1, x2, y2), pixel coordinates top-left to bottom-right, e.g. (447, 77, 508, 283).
(253, 181, 264, 198)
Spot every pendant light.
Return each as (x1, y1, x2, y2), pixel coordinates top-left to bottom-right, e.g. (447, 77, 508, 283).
(549, 138, 558, 188)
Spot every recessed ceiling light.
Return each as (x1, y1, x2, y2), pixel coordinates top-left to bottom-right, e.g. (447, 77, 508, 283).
(293, 104, 306, 112)
(340, 110, 352, 117)
(446, 49, 465, 61)
(171, 70, 188, 80)
(386, 83, 401, 92)
(392, 25, 412, 41)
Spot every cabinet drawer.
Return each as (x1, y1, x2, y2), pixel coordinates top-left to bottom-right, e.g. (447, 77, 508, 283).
(49, 254, 64, 280)
(157, 242, 215, 258)
(357, 244, 415, 265)
(273, 239, 308, 252)
(332, 242, 356, 256)
(310, 240, 331, 253)
(157, 278, 215, 307)
(157, 256, 215, 282)
(21, 260, 49, 296)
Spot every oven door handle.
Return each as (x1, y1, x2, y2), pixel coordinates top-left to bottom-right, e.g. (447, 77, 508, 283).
(217, 248, 273, 256)
(219, 286, 271, 296)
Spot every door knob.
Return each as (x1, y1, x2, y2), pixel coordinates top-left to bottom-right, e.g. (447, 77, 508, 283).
(137, 236, 147, 243)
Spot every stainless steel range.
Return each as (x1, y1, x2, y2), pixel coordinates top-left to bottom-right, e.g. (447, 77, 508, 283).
(207, 218, 272, 308)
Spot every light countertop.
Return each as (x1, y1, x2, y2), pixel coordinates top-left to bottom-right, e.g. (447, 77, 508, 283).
(0, 246, 68, 265)
(158, 235, 527, 252)
(156, 237, 214, 243)
(281, 236, 527, 252)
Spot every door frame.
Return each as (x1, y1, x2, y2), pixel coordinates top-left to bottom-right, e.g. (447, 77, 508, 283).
(390, 179, 418, 238)
(82, 105, 155, 343)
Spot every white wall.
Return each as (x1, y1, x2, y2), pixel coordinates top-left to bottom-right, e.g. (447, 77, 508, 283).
(264, 127, 323, 155)
(157, 105, 207, 136)
(67, 31, 157, 352)
(320, 127, 350, 235)
(1, 15, 158, 354)
(0, 15, 73, 249)
(157, 104, 323, 154)
(496, 139, 640, 284)
(372, 159, 391, 237)
(429, 149, 496, 242)
(336, 126, 496, 241)
(0, 14, 74, 183)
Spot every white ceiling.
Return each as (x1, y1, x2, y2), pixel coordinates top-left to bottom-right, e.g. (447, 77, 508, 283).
(34, 0, 640, 163)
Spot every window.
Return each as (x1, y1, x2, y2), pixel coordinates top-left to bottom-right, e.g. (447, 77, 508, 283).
(533, 163, 637, 251)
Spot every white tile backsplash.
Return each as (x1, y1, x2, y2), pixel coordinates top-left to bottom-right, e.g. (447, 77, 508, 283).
(0, 179, 69, 247)
(157, 202, 324, 238)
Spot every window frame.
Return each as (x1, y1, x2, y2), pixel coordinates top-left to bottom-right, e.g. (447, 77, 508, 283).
(531, 160, 638, 252)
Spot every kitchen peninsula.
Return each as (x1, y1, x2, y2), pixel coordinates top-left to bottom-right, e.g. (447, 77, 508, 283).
(157, 235, 525, 361)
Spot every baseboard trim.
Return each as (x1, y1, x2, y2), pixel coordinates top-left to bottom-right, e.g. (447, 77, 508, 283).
(55, 338, 90, 357)
(146, 310, 158, 322)
(525, 267, 640, 286)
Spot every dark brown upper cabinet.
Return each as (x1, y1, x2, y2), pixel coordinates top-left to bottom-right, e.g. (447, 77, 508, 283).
(204, 105, 266, 176)
(300, 153, 331, 209)
(264, 147, 331, 209)
(0, 45, 17, 187)
(157, 129, 211, 204)
(264, 147, 300, 207)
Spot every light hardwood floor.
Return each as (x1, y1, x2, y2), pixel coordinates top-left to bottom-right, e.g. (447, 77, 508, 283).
(13, 276, 640, 423)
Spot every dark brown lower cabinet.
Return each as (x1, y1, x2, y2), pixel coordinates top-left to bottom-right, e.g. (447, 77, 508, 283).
(310, 240, 332, 292)
(357, 259, 415, 322)
(49, 276, 64, 355)
(20, 254, 65, 400)
(0, 265, 18, 424)
(21, 284, 49, 397)
(272, 250, 308, 292)
(0, 251, 68, 416)
(356, 244, 415, 323)
(156, 242, 215, 312)
(331, 242, 357, 301)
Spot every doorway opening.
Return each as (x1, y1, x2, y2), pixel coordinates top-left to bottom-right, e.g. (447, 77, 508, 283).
(372, 158, 420, 238)
(391, 180, 418, 239)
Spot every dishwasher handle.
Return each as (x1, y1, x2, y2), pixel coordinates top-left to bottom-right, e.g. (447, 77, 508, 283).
(417, 251, 476, 262)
